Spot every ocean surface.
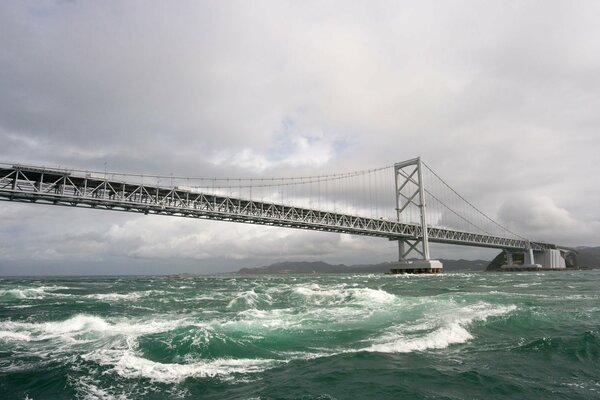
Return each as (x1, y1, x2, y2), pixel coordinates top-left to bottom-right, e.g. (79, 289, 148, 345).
(1, 270, 599, 399)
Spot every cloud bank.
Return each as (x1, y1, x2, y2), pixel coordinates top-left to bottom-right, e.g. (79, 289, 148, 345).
(1, 1, 599, 273)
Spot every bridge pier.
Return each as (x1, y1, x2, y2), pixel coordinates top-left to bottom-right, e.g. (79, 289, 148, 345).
(389, 239, 443, 273)
(390, 259, 444, 274)
(500, 248, 566, 271)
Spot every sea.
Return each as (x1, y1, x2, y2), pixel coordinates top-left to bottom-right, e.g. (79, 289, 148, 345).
(1, 270, 599, 399)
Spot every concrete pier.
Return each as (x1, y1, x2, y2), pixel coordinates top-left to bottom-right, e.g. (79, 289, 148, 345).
(500, 248, 566, 271)
(500, 264, 543, 272)
(389, 260, 443, 274)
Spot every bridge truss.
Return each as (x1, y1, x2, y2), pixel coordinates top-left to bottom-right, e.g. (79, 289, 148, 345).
(0, 162, 554, 252)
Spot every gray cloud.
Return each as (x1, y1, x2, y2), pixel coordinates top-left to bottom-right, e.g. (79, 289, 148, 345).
(1, 1, 599, 273)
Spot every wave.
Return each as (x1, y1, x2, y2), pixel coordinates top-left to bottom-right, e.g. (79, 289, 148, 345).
(0, 314, 198, 344)
(84, 292, 145, 301)
(227, 289, 273, 310)
(291, 284, 397, 307)
(363, 303, 516, 353)
(0, 291, 518, 386)
(0, 285, 72, 300)
(84, 349, 276, 383)
(0, 330, 32, 341)
(83, 290, 168, 302)
(516, 331, 600, 362)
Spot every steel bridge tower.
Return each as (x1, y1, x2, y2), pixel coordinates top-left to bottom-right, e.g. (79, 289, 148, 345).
(391, 157, 443, 273)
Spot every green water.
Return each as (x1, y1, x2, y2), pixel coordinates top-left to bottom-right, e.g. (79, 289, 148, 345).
(1, 271, 599, 399)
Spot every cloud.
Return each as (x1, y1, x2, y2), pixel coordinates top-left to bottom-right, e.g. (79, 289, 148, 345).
(208, 130, 337, 172)
(1, 1, 600, 273)
(498, 195, 599, 246)
(102, 216, 395, 261)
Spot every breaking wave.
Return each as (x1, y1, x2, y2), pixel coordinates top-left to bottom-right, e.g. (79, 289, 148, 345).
(4, 272, 597, 399)
(364, 303, 517, 353)
(0, 285, 71, 300)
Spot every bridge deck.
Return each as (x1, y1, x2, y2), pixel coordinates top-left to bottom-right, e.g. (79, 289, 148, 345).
(0, 165, 554, 251)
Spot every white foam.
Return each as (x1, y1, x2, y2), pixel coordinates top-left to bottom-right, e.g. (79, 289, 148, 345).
(75, 379, 129, 400)
(41, 315, 112, 336)
(84, 290, 166, 302)
(193, 294, 224, 301)
(225, 308, 294, 329)
(350, 288, 397, 305)
(292, 284, 396, 307)
(0, 330, 32, 341)
(0, 286, 71, 300)
(0, 314, 198, 343)
(365, 321, 474, 353)
(85, 349, 275, 383)
(218, 285, 401, 335)
(363, 303, 516, 353)
(85, 293, 144, 301)
(513, 282, 542, 288)
(227, 290, 272, 309)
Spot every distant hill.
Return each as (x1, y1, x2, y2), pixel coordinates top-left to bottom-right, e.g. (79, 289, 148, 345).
(237, 259, 489, 275)
(238, 261, 348, 275)
(574, 246, 600, 269)
(238, 247, 600, 275)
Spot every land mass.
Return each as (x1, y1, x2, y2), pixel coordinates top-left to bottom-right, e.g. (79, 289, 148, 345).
(486, 246, 600, 271)
(237, 259, 489, 275)
(574, 246, 600, 268)
(237, 247, 600, 275)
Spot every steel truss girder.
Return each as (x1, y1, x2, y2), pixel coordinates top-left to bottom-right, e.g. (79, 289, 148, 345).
(0, 165, 554, 251)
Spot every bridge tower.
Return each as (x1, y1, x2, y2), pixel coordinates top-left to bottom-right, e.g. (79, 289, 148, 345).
(390, 157, 443, 274)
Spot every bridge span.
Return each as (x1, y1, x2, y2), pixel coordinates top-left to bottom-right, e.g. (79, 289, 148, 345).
(0, 159, 563, 272)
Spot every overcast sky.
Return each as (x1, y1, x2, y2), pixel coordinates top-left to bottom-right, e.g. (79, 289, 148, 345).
(1, 1, 599, 275)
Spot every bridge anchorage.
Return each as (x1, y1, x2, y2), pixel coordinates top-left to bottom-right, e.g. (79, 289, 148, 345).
(0, 158, 568, 273)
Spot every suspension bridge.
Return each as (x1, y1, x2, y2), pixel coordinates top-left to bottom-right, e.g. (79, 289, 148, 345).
(0, 158, 566, 273)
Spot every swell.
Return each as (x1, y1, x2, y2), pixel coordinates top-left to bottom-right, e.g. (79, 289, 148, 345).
(516, 331, 600, 363)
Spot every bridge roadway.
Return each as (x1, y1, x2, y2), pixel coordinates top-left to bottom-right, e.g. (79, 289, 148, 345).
(0, 165, 554, 251)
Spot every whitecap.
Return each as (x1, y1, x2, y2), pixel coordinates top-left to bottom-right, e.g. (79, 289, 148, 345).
(85, 350, 276, 383)
(292, 284, 396, 307)
(365, 321, 474, 353)
(84, 293, 144, 301)
(363, 303, 516, 353)
(74, 378, 129, 400)
(0, 330, 32, 341)
(0, 314, 200, 343)
(227, 290, 272, 310)
(84, 290, 167, 302)
(0, 286, 72, 300)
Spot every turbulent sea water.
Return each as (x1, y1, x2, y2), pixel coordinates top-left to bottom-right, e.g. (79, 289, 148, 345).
(1, 271, 600, 399)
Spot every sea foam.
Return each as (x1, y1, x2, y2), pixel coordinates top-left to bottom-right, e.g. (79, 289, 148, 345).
(0, 314, 199, 343)
(364, 303, 516, 353)
(0, 285, 71, 300)
(292, 284, 396, 307)
(84, 349, 276, 383)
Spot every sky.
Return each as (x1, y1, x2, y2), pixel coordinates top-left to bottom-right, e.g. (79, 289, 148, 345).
(1, 0, 599, 275)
